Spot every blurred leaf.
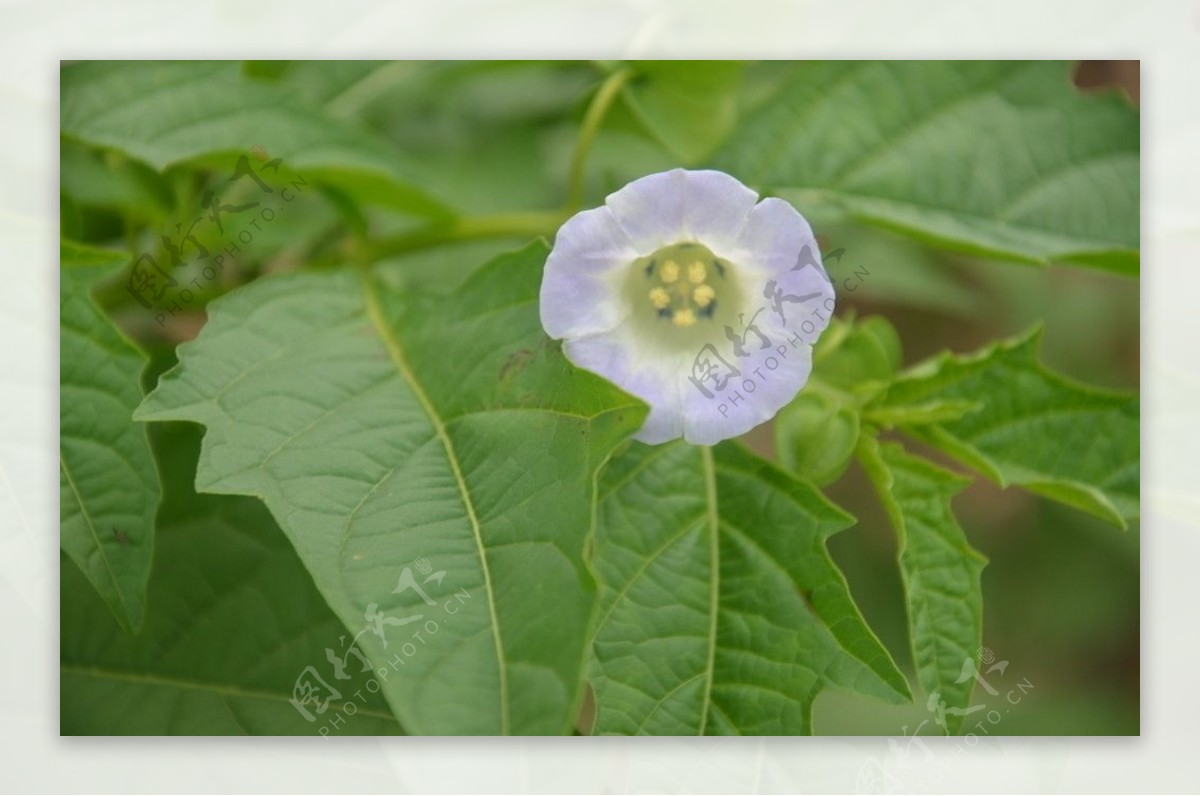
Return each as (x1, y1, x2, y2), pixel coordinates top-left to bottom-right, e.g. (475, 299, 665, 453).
(562, 126, 679, 207)
(136, 242, 647, 735)
(399, 125, 561, 214)
(260, 60, 395, 112)
(715, 61, 1139, 273)
(589, 442, 909, 735)
(884, 326, 1139, 526)
(62, 422, 402, 735)
(60, 241, 159, 633)
(60, 60, 452, 217)
(956, 252, 1140, 388)
(380, 238, 536, 295)
(426, 61, 595, 125)
(775, 392, 860, 486)
(360, 61, 593, 147)
(60, 192, 86, 241)
(621, 61, 744, 163)
(60, 139, 175, 223)
(242, 59, 294, 80)
(822, 224, 987, 317)
(739, 61, 807, 113)
(365, 62, 595, 213)
(858, 437, 986, 735)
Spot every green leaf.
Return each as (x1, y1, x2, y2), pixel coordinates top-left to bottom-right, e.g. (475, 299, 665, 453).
(857, 436, 986, 736)
(60, 241, 160, 633)
(714, 61, 1139, 273)
(882, 326, 1139, 527)
(62, 421, 402, 735)
(136, 242, 647, 735)
(589, 441, 910, 735)
(774, 392, 860, 486)
(621, 61, 744, 163)
(60, 60, 451, 217)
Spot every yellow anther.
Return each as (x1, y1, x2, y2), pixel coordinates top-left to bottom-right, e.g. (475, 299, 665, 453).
(648, 287, 671, 309)
(660, 260, 680, 284)
(687, 261, 707, 284)
(673, 308, 697, 327)
(693, 284, 716, 308)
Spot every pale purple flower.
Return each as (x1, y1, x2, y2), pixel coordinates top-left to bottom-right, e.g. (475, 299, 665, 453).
(540, 169, 835, 445)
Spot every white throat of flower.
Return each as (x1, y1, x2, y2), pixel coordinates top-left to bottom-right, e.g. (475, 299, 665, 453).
(622, 241, 748, 352)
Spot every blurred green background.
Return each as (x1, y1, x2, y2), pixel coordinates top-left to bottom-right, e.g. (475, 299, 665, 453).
(61, 60, 1139, 735)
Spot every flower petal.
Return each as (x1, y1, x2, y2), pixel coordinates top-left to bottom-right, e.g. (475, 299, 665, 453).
(679, 325, 816, 447)
(562, 331, 685, 444)
(606, 168, 760, 255)
(735, 196, 823, 278)
(540, 205, 637, 339)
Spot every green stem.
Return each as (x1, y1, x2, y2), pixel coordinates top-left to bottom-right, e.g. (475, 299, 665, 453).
(316, 66, 634, 269)
(360, 210, 567, 263)
(566, 67, 634, 213)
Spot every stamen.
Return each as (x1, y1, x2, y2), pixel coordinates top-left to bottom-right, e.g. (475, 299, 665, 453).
(628, 241, 740, 336)
(672, 308, 696, 327)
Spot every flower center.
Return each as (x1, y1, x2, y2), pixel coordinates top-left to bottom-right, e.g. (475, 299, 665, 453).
(622, 241, 745, 350)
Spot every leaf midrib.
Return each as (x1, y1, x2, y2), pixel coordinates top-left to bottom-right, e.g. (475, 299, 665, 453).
(60, 453, 131, 628)
(786, 187, 1134, 254)
(827, 61, 1031, 189)
(358, 269, 511, 736)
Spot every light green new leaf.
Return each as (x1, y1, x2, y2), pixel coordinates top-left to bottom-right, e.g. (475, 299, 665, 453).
(714, 61, 1139, 273)
(779, 314, 979, 486)
(60, 241, 159, 633)
(621, 61, 745, 163)
(589, 442, 909, 735)
(811, 315, 903, 397)
(775, 392, 860, 486)
(60, 60, 451, 217)
(883, 326, 1139, 527)
(136, 242, 647, 735)
(858, 437, 986, 736)
(776, 315, 902, 487)
(62, 422, 402, 735)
